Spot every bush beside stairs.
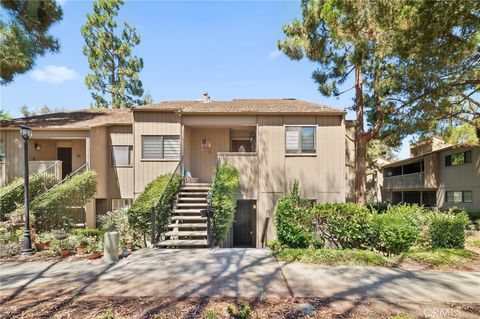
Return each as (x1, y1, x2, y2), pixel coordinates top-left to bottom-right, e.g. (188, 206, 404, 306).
(157, 182, 211, 248)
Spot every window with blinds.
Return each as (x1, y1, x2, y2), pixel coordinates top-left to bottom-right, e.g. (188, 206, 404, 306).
(141, 135, 180, 159)
(285, 126, 316, 154)
(111, 145, 132, 166)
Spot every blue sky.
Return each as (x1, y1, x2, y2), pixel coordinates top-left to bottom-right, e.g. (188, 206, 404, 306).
(0, 0, 410, 158)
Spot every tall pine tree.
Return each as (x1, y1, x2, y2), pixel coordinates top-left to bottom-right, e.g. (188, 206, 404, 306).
(279, 0, 479, 205)
(81, 0, 148, 108)
(0, 0, 63, 84)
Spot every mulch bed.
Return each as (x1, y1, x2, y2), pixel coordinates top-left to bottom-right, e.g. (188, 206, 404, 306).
(0, 294, 479, 319)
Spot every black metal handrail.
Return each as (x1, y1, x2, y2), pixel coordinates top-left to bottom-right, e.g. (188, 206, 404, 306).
(8, 161, 62, 194)
(151, 156, 184, 245)
(205, 158, 221, 248)
(51, 163, 88, 188)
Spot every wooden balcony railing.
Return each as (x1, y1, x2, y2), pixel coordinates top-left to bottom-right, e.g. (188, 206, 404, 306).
(384, 172, 425, 190)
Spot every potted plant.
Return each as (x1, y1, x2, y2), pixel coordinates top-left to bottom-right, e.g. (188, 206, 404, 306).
(52, 229, 67, 241)
(75, 237, 89, 255)
(85, 241, 103, 260)
(34, 232, 53, 252)
(59, 239, 74, 258)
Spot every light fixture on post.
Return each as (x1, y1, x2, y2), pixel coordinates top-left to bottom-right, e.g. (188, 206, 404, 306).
(19, 125, 34, 255)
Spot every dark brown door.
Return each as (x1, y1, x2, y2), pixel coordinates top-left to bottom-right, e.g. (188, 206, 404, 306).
(231, 140, 252, 152)
(233, 200, 256, 247)
(57, 147, 72, 179)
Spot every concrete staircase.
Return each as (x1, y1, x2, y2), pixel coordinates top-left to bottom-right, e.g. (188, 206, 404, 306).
(157, 182, 211, 248)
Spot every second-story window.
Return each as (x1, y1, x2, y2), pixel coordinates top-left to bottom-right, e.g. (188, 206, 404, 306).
(111, 145, 133, 166)
(285, 126, 316, 154)
(142, 135, 180, 160)
(445, 150, 471, 167)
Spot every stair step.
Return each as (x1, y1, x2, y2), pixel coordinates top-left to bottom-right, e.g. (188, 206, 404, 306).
(181, 187, 211, 191)
(179, 192, 209, 196)
(165, 230, 207, 237)
(168, 223, 207, 229)
(184, 183, 211, 187)
(157, 239, 208, 247)
(174, 208, 205, 213)
(176, 203, 208, 208)
(171, 216, 207, 221)
(178, 197, 207, 202)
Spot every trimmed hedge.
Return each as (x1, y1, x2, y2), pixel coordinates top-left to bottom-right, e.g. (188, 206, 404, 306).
(127, 174, 182, 245)
(31, 171, 97, 230)
(274, 181, 315, 248)
(211, 164, 239, 245)
(371, 204, 423, 255)
(429, 212, 470, 249)
(0, 174, 57, 220)
(310, 202, 372, 249)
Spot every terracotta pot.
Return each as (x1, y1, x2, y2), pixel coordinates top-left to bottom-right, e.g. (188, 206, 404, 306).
(44, 241, 51, 248)
(85, 251, 102, 260)
(34, 242, 46, 252)
(76, 245, 86, 255)
(60, 249, 70, 258)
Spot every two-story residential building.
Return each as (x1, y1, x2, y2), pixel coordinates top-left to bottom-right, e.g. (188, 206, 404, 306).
(382, 137, 480, 211)
(1, 97, 349, 247)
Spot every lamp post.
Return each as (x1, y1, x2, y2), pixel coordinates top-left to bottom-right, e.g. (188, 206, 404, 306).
(20, 125, 34, 255)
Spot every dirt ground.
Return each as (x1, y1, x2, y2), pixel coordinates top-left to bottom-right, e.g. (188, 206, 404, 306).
(0, 294, 479, 319)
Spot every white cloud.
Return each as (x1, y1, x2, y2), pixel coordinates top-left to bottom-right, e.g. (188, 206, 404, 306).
(31, 65, 79, 84)
(267, 49, 281, 61)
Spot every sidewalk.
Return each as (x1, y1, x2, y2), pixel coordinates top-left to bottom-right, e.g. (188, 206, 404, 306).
(1, 248, 479, 303)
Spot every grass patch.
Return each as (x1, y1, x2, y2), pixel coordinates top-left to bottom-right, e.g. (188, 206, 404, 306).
(403, 249, 473, 267)
(468, 238, 480, 248)
(273, 248, 389, 266)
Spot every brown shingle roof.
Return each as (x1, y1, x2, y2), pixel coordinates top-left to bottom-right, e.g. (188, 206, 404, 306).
(136, 99, 345, 114)
(0, 109, 132, 129)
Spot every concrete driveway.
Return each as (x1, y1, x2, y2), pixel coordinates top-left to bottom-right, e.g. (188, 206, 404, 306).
(0, 248, 289, 298)
(1, 248, 479, 303)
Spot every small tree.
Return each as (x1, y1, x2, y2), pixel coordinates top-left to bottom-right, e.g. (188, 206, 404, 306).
(81, 0, 149, 108)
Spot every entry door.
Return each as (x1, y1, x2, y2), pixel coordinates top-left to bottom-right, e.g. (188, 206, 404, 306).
(57, 147, 72, 179)
(231, 140, 252, 152)
(233, 200, 256, 247)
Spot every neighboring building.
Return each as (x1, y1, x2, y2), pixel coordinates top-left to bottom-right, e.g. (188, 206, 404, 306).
(381, 137, 480, 211)
(1, 97, 348, 247)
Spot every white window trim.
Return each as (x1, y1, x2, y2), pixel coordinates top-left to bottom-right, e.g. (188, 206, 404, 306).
(141, 135, 180, 160)
(111, 145, 133, 167)
(284, 125, 317, 155)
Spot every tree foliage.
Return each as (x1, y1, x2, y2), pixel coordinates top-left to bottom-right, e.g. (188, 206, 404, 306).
(81, 0, 149, 108)
(19, 105, 64, 117)
(278, 0, 480, 204)
(0, 0, 63, 84)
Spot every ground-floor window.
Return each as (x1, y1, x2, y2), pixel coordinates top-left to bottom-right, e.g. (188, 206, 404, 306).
(391, 191, 436, 207)
(446, 191, 472, 203)
(112, 198, 133, 211)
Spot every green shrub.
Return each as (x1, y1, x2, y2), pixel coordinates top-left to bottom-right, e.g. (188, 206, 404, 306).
(71, 228, 102, 238)
(211, 164, 239, 245)
(128, 174, 182, 245)
(309, 202, 372, 249)
(0, 174, 57, 220)
(274, 181, 314, 248)
(30, 171, 97, 230)
(152, 174, 182, 242)
(366, 202, 389, 213)
(371, 204, 423, 255)
(428, 211, 470, 248)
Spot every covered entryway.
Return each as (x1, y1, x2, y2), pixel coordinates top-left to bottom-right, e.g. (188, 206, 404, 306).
(233, 200, 256, 247)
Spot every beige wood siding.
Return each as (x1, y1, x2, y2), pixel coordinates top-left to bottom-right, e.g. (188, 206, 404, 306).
(109, 126, 134, 199)
(424, 153, 439, 188)
(182, 115, 257, 126)
(438, 147, 480, 211)
(90, 126, 109, 198)
(133, 112, 181, 196)
(189, 127, 230, 182)
(218, 153, 258, 199)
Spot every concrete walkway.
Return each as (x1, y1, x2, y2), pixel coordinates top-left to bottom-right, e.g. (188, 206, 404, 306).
(1, 249, 479, 304)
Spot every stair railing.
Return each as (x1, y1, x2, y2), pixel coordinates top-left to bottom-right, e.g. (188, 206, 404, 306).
(51, 163, 88, 188)
(151, 156, 184, 245)
(7, 161, 62, 198)
(205, 158, 220, 248)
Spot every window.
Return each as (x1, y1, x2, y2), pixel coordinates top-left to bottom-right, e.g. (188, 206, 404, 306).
(446, 191, 473, 203)
(141, 135, 180, 159)
(111, 198, 133, 211)
(445, 150, 472, 167)
(285, 126, 316, 154)
(0, 139, 4, 162)
(111, 146, 132, 166)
